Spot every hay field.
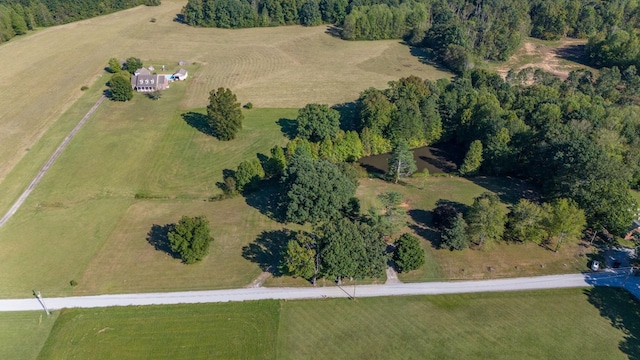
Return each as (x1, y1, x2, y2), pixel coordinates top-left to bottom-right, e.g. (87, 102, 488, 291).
(0, 0, 449, 184)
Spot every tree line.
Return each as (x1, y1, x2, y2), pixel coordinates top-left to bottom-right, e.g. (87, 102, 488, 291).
(180, 0, 640, 72)
(214, 66, 640, 238)
(0, 0, 160, 44)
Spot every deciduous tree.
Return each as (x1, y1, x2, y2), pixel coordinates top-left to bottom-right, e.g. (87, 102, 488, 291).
(542, 198, 586, 252)
(319, 218, 387, 281)
(281, 149, 357, 224)
(507, 199, 548, 244)
(124, 57, 143, 74)
(168, 215, 213, 264)
(108, 72, 133, 102)
(235, 159, 265, 192)
(466, 192, 506, 248)
(296, 103, 340, 142)
(282, 232, 317, 282)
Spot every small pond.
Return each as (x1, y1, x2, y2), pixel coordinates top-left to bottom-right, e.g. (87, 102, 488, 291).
(358, 144, 462, 175)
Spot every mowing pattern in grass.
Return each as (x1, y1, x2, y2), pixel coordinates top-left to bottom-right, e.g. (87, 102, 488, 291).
(0, 91, 295, 297)
(0, 311, 58, 360)
(33, 288, 638, 359)
(277, 289, 634, 359)
(37, 301, 280, 360)
(0, 0, 449, 184)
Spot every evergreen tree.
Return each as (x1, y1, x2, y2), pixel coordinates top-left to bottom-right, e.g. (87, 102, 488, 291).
(393, 233, 425, 272)
(207, 87, 244, 141)
(387, 139, 416, 183)
(459, 140, 483, 176)
(440, 213, 468, 250)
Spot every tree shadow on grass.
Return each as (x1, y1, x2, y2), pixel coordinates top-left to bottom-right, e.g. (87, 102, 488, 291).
(469, 176, 539, 206)
(408, 209, 442, 249)
(585, 287, 640, 360)
(182, 111, 213, 136)
(276, 118, 297, 140)
(408, 46, 451, 72)
(244, 185, 285, 223)
(555, 44, 591, 68)
(242, 229, 295, 276)
(146, 224, 179, 259)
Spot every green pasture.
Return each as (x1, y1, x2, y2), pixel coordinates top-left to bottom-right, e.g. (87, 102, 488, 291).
(0, 72, 296, 297)
(0, 311, 58, 360)
(37, 301, 280, 360)
(30, 288, 640, 360)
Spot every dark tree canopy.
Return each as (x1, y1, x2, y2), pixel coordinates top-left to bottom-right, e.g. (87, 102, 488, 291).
(207, 87, 244, 141)
(281, 149, 358, 224)
(108, 72, 133, 102)
(168, 215, 214, 264)
(432, 202, 459, 231)
(440, 213, 469, 251)
(296, 104, 341, 142)
(393, 233, 425, 272)
(319, 218, 387, 280)
(124, 57, 143, 74)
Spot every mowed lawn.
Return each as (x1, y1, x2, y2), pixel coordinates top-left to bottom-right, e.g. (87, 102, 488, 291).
(0, 72, 296, 297)
(31, 288, 640, 360)
(0, 0, 450, 186)
(37, 301, 280, 360)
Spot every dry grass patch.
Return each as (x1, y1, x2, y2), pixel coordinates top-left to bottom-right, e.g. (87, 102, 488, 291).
(75, 197, 280, 295)
(0, 0, 449, 183)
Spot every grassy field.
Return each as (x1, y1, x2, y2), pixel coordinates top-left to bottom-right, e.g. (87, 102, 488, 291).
(30, 288, 639, 359)
(37, 301, 280, 359)
(0, 69, 298, 297)
(0, 0, 449, 184)
(0, 311, 58, 360)
(354, 176, 593, 282)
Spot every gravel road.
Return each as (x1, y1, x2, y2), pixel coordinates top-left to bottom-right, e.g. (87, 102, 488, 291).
(0, 95, 106, 227)
(2, 271, 636, 312)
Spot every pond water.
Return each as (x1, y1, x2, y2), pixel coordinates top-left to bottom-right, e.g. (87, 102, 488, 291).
(358, 145, 462, 175)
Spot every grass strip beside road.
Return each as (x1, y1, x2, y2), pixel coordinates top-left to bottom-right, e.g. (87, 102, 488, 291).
(31, 288, 639, 360)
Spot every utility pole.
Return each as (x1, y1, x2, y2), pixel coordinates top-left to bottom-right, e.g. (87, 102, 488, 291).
(33, 291, 50, 315)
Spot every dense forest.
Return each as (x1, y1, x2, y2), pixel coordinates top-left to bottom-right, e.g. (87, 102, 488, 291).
(0, 0, 160, 43)
(181, 0, 640, 72)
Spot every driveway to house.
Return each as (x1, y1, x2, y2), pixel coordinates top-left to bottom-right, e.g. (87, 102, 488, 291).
(0, 95, 106, 228)
(2, 270, 637, 312)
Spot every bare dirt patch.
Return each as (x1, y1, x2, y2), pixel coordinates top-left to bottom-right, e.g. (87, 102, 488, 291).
(494, 38, 595, 79)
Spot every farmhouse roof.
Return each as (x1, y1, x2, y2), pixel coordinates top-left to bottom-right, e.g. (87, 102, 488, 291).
(134, 68, 151, 76)
(174, 68, 187, 76)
